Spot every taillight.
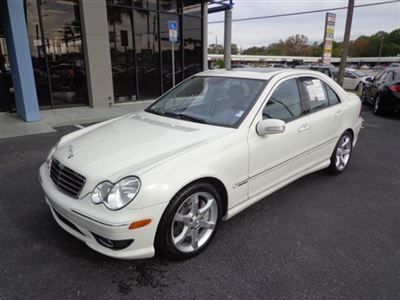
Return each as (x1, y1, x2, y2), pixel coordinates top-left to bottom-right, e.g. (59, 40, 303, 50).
(389, 84, 400, 92)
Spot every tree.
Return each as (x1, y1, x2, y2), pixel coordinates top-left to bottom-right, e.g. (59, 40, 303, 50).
(208, 43, 239, 55)
(208, 44, 224, 54)
(231, 43, 239, 55)
(285, 34, 312, 56)
(242, 46, 269, 55)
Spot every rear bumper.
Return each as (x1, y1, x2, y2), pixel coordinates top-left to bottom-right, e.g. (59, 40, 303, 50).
(39, 164, 167, 260)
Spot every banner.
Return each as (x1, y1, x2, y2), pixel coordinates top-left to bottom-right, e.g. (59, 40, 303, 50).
(322, 13, 336, 64)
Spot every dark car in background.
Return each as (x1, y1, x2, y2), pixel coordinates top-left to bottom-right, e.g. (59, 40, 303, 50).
(362, 67, 400, 115)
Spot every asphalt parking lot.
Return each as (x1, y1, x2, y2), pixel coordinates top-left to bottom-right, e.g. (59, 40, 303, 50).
(1, 107, 399, 299)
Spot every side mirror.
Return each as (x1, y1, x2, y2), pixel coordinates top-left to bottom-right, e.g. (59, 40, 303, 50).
(366, 77, 373, 82)
(256, 119, 286, 136)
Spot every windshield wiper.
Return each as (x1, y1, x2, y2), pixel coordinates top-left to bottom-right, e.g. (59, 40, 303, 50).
(148, 109, 206, 124)
(176, 113, 206, 124)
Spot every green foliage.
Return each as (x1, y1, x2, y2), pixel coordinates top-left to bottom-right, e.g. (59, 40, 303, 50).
(240, 28, 400, 57)
(208, 43, 240, 55)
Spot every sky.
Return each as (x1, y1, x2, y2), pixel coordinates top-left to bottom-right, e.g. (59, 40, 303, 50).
(207, 0, 400, 49)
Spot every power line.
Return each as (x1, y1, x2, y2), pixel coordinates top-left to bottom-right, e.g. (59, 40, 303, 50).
(208, 0, 400, 24)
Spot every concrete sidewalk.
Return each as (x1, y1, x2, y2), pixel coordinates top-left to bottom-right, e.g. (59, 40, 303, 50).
(0, 100, 152, 139)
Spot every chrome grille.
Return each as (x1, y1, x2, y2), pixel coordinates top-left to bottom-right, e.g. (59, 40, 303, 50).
(50, 158, 86, 198)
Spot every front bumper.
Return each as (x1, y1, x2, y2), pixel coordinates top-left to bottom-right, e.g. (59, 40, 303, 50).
(39, 164, 167, 260)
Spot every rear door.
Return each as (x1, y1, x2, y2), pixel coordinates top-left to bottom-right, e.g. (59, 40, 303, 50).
(368, 71, 387, 101)
(298, 77, 343, 166)
(248, 78, 310, 199)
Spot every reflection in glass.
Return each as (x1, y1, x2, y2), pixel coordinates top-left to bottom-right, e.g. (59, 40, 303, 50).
(107, 5, 137, 102)
(134, 9, 160, 99)
(159, 0, 177, 13)
(183, 16, 202, 79)
(133, 0, 157, 10)
(160, 13, 182, 92)
(40, 0, 88, 107)
(25, 0, 51, 107)
(182, 0, 202, 16)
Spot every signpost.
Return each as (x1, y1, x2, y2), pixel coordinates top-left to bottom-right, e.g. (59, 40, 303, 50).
(322, 12, 336, 65)
(169, 20, 177, 87)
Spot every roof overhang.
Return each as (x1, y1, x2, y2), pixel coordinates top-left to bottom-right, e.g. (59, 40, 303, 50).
(208, 0, 233, 13)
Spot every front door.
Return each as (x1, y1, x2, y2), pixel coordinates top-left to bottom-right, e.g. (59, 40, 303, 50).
(248, 78, 310, 200)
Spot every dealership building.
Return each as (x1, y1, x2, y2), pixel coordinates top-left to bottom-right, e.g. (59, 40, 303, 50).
(0, 0, 231, 122)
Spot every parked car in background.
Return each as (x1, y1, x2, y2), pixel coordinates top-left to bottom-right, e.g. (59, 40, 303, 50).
(266, 63, 288, 68)
(294, 64, 335, 78)
(362, 67, 400, 115)
(231, 64, 251, 69)
(389, 63, 400, 68)
(39, 69, 362, 260)
(331, 68, 372, 91)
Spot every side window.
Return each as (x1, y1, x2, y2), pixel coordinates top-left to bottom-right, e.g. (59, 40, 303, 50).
(324, 83, 341, 106)
(344, 71, 356, 79)
(263, 79, 301, 122)
(374, 71, 386, 81)
(300, 77, 328, 112)
(384, 71, 395, 84)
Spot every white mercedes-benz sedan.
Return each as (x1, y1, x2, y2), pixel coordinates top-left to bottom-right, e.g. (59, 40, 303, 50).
(39, 69, 363, 260)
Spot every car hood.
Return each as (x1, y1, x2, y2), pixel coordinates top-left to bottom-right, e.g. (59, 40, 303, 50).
(53, 112, 232, 183)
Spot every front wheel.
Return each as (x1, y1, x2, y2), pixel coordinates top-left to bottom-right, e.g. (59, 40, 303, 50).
(328, 131, 353, 174)
(155, 182, 222, 259)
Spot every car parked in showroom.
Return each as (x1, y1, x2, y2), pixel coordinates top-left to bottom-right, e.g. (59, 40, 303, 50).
(361, 67, 400, 115)
(39, 69, 363, 260)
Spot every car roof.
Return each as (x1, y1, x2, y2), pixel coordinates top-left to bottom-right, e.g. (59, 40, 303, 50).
(197, 68, 322, 80)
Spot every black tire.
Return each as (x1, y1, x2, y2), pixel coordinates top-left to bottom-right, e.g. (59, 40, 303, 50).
(361, 87, 369, 104)
(328, 131, 353, 174)
(373, 94, 384, 115)
(155, 182, 222, 260)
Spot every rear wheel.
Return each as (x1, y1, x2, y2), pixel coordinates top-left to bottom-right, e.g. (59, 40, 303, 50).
(361, 87, 368, 104)
(328, 131, 353, 174)
(155, 182, 222, 259)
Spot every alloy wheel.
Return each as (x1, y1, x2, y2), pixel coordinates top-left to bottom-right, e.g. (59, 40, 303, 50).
(335, 135, 352, 170)
(171, 192, 218, 253)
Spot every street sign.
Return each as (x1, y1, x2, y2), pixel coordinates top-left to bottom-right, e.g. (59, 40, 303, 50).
(169, 20, 178, 43)
(168, 20, 178, 87)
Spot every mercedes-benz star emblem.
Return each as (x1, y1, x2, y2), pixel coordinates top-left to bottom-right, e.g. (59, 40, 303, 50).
(67, 145, 74, 159)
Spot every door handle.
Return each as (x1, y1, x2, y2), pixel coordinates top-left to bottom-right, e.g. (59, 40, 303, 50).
(298, 123, 310, 132)
(335, 110, 343, 117)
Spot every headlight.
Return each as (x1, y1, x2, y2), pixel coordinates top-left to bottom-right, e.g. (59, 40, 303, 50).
(46, 145, 57, 171)
(91, 176, 141, 210)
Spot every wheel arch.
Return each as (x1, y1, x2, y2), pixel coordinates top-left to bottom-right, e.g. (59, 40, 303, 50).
(344, 128, 354, 139)
(177, 177, 228, 218)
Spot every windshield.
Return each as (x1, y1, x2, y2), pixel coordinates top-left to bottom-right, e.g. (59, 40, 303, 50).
(146, 76, 266, 128)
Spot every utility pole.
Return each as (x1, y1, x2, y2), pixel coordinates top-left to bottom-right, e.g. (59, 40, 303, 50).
(378, 35, 384, 66)
(224, 9, 232, 69)
(337, 0, 354, 87)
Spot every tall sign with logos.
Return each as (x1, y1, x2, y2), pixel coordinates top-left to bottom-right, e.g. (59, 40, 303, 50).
(322, 12, 336, 65)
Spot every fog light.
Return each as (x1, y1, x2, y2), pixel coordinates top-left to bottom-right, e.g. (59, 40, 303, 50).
(97, 236, 114, 248)
(92, 233, 134, 250)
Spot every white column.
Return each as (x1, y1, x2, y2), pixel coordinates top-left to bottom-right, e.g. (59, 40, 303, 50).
(224, 9, 232, 69)
(202, 1, 208, 71)
(80, 1, 114, 108)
